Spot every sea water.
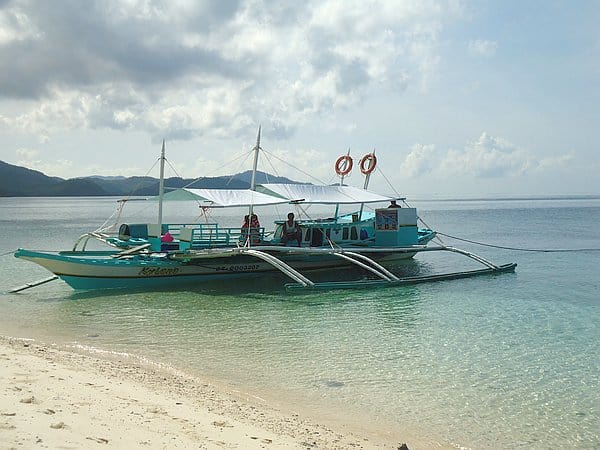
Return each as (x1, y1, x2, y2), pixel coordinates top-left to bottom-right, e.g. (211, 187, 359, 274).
(0, 197, 598, 449)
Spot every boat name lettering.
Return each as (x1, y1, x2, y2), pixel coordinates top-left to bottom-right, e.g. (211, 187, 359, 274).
(215, 264, 260, 272)
(139, 267, 181, 277)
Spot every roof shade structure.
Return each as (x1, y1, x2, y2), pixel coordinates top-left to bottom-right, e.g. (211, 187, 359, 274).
(258, 184, 394, 205)
(162, 188, 289, 207)
(161, 184, 394, 207)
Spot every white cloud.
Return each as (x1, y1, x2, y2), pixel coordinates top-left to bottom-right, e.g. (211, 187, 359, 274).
(10, 89, 91, 138)
(16, 155, 74, 177)
(15, 147, 39, 160)
(0, 0, 458, 143)
(398, 133, 574, 182)
(468, 39, 498, 58)
(534, 151, 575, 171)
(0, 7, 40, 44)
(439, 132, 532, 177)
(400, 143, 437, 177)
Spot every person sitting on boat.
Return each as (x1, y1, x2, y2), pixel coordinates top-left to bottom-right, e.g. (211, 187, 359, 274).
(281, 212, 302, 247)
(240, 215, 250, 244)
(388, 200, 401, 208)
(249, 214, 261, 244)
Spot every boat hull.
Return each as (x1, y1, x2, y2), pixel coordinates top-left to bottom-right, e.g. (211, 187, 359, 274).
(14, 248, 417, 290)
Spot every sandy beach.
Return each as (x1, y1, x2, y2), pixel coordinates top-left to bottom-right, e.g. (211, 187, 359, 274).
(0, 336, 411, 449)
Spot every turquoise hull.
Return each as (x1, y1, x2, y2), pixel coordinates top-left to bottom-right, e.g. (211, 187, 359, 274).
(15, 246, 423, 291)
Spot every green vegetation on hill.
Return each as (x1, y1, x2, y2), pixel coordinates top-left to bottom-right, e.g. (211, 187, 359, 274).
(0, 161, 299, 197)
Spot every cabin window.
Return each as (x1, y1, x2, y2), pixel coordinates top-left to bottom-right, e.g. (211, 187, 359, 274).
(304, 229, 311, 241)
(342, 227, 349, 240)
(325, 228, 331, 239)
(350, 226, 358, 240)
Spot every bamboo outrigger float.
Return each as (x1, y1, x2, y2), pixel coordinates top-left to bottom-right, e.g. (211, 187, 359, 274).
(13, 130, 516, 292)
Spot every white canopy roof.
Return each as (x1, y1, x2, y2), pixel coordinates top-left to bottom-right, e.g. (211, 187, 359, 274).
(163, 184, 394, 207)
(162, 188, 289, 207)
(258, 184, 394, 205)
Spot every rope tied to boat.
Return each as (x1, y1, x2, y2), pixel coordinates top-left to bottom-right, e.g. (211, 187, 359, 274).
(437, 232, 600, 252)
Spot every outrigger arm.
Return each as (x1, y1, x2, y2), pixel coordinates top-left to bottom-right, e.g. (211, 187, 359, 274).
(239, 247, 402, 285)
(442, 246, 500, 269)
(171, 244, 514, 290)
(241, 249, 314, 287)
(239, 246, 402, 285)
(260, 245, 516, 290)
(9, 275, 59, 293)
(235, 244, 512, 289)
(332, 251, 400, 282)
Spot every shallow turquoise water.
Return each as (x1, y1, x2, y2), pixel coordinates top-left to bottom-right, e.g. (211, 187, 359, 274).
(1, 197, 599, 448)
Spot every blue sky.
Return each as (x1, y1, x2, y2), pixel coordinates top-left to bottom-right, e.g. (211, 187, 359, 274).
(0, 0, 598, 197)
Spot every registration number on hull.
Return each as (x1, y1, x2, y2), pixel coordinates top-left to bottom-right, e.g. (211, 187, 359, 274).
(215, 264, 260, 272)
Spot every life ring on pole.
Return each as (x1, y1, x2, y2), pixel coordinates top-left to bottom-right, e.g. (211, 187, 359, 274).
(335, 155, 353, 176)
(359, 153, 377, 175)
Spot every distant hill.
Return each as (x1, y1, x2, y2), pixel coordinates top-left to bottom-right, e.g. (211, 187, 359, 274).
(232, 170, 301, 185)
(0, 160, 302, 197)
(0, 160, 64, 196)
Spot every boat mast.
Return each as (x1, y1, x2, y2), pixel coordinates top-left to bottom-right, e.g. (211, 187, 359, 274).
(358, 148, 375, 220)
(249, 126, 261, 216)
(362, 149, 375, 190)
(158, 140, 166, 230)
(334, 147, 350, 221)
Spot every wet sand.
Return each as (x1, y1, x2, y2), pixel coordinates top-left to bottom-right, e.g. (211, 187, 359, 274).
(0, 336, 412, 449)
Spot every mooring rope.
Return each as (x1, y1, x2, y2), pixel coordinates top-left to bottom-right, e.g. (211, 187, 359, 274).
(0, 249, 16, 257)
(437, 232, 600, 252)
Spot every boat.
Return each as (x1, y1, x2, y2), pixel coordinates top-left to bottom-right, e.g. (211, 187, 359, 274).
(12, 130, 516, 292)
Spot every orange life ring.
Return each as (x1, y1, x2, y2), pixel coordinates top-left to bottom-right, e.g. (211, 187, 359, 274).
(359, 153, 377, 175)
(335, 155, 353, 176)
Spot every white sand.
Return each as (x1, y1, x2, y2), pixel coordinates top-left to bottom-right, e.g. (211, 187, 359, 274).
(0, 337, 413, 449)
